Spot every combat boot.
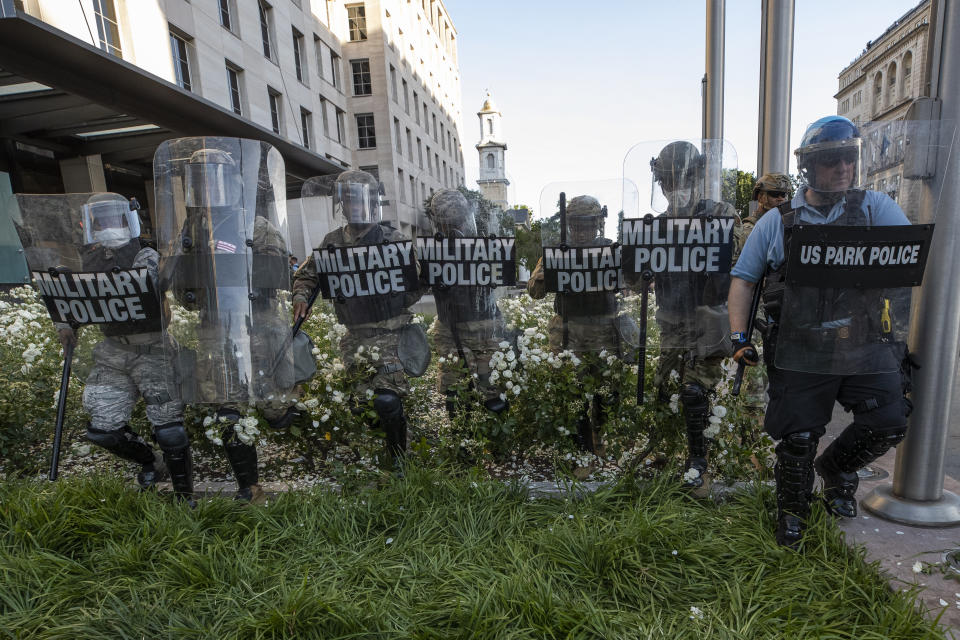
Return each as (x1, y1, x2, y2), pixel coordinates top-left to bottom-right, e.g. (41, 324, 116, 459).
(223, 436, 262, 503)
(679, 383, 709, 488)
(774, 431, 817, 550)
(154, 422, 195, 506)
(86, 424, 165, 490)
(374, 389, 408, 467)
(815, 423, 906, 518)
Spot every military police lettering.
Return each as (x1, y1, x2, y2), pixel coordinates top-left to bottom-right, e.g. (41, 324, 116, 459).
(314, 241, 417, 298)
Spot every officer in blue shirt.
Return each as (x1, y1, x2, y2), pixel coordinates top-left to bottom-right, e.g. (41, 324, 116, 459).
(728, 116, 912, 549)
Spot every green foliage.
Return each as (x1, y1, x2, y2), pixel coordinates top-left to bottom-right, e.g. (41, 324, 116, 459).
(514, 219, 542, 270)
(0, 471, 948, 638)
(722, 169, 758, 218)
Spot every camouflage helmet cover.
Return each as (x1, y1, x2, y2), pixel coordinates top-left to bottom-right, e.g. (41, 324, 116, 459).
(650, 141, 703, 191)
(334, 169, 381, 224)
(429, 189, 475, 235)
(752, 173, 792, 200)
(565, 195, 603, 218)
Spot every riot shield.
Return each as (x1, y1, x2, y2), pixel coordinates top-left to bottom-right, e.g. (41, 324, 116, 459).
(772, 118, 944, 375)
(419, 189, 514, 403)
(537, 179, 634, 357)
(153, 137, 294, 405)
(621, 139, 739, 358)
(301, 172, 425, 377)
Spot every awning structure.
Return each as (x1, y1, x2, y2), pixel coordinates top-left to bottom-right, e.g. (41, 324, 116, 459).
(0, 9, 345, 194)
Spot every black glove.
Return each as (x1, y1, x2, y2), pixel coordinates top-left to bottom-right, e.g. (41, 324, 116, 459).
(731, 332, 759, 366)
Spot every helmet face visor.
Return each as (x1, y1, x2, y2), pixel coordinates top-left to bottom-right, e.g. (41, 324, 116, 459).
(82, 199, 137, 246)
(184, 162, 239, 208)
(797, 138, 862, 193)
(335, 182, 379, 225)
(567, 216, 600, 244)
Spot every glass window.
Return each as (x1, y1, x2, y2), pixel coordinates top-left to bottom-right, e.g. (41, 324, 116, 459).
(335, 108, 345, 144)
(268, 89, 282, 133)
(292, 29, 306, 82)
(258, 1, 273, 59)
(330, 52, 341, 89)
(356, 113, 376, 149)
(347, 4, 367, 42)
(93, 0, 122, 57)
(351, 59, 372, 96)
(313, 35, 324, 80)
(226, 63, 243, 115)
(319, 97, 329, 136)
(170, 31, 192, 91)
(218, 0, 232, 30)
(300, 108, 312, 149)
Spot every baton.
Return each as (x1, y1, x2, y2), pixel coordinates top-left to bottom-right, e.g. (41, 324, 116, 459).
(49, 340, 74, 481)
(733, 275, 764, 397)
(635, 272, 653, 405)
(558, 193, 569, 349)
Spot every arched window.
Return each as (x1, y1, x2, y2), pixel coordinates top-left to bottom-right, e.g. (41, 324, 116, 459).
(887, 62, 897, 106)
(486, 153, 495, 169)
(487, 119, 493, 135)
(901, 51, 913, 97)
(873, 73, 883, 113)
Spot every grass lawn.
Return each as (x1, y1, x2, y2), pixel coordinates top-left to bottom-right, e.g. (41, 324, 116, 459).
(0, 467, 948, 639)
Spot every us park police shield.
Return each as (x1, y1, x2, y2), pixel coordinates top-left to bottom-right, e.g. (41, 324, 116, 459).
(538, 179, 636, 357)
(774, 118, 945, 375)
(621, 139, 739, 356)
(153, 136, 294, 404)
(12, 192, 164, 377)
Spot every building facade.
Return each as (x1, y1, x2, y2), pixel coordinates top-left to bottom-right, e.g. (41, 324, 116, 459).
(2, 0, 465, 264)
(475, 92, 508, 210)
(835, 0, 931, 219)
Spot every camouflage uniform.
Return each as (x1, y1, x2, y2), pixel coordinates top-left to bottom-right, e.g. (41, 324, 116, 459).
(293, 223, 422, 398)
(433, 318, 502, 403)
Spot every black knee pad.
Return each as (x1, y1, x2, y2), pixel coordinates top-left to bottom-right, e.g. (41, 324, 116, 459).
(154, 422, 189, 452)
(679, 382, 709, 412)
(484, 397, 508, 415)
(840, 423, 906, 457)
(778, 431, 818, 458)
(373, 389, 402, 419)
(85, 424, 131, 449)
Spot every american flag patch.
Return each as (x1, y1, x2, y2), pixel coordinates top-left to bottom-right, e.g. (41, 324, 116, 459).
(215, 239, 237, 253)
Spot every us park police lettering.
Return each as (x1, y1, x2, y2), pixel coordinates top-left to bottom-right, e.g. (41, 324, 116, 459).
(620, 217, 736, 274)
(416, 236, 516, 287)
(543, 245, 622, 293)
(799, 243, 922, 267)
(32, 268, 156, 324)
(314, 240, 417, 298)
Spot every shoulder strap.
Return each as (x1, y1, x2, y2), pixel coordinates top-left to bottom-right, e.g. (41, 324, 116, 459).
(840, 189, 867, 226)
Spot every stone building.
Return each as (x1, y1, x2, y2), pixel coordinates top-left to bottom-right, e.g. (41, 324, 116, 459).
(0, 0, 465, 280)
(475, 91, 508, 211)
(835, 0, 931, 220)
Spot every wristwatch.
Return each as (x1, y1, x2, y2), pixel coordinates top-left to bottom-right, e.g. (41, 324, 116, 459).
(730, 331, 748, 343)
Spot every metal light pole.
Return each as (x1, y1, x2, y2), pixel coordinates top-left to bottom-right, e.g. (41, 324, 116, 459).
(704, 0, 725, 201)
(756, 0, 795, 177)
(862, 0, 960, 525)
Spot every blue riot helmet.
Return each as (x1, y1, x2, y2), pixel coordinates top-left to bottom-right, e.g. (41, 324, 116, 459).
(795, 116, 862, 195)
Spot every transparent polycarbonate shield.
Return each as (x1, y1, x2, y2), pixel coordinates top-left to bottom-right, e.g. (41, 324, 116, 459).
(536, 180, 636, 356)
(12, 192, 164, 377)
(774, 119, 947, 375)
(153, 137, 293, 404)
(621, 139, 739, 355)
(420, 189, 515, 369)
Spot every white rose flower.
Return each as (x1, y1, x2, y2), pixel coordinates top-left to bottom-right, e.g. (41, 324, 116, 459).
(203, 416, 214, 427)
(712, 405, 728, 418)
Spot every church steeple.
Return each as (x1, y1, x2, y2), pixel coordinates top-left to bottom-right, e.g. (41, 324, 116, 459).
(476, 91, 509, 210)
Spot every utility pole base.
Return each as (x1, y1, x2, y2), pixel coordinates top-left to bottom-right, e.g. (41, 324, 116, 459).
(861, 485, 960, 526)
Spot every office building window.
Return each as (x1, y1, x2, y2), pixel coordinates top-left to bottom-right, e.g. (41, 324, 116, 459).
(226, 63, 243, 115)
(414, 92, 420, 123)
(390, 65, 397, 102)
(330, 52, 341, 89)
(406, 128, 412, 158)
(319, 97, 329, 136)
(335, 108, 345, 144)
(398, 169, 405, 203)
(347, 4, 367, 41)
(394, 118, 402, 154)
(432, 114, 437, 142)
(93, 0, 122, 57)
(268, 88, 282, 133)
(300, 108, 312, 148)
(170, 31, 192, 91)
(402, 79, 409, 113)
(313, 35, 324, 80)
(351, 59, 372, 96)
(409, 175, 415, 204)
(356, 113, 376, 149)
(218, 0, 232, 30)
(417, 138, 423, 168)
(292, 29, 306, 82)
(258, 0, 273, 59)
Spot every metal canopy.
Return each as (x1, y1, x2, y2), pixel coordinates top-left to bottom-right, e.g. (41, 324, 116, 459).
(0, 10, 345, 190)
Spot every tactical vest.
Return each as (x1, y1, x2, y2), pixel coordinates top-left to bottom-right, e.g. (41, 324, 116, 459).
(332, 223, 410, 325)
(81, 239, 162, 336)
(553, 236, 617, 318)
(762, 189, 869, 325)
(435, 286, 499, 325)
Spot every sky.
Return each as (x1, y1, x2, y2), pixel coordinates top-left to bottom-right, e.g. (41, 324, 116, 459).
(443, 0, 924, 219)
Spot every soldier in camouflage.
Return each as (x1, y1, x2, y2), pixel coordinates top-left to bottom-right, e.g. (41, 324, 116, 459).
(428, 189, 508, 418)
(649, 141, 743, 488)
(57, 194, 191, 500)
(527, 195, 622, 453)
(293, 170, 424, 462)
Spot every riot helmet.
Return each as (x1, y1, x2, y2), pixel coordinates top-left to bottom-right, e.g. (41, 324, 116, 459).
(429, 189, 476, 237)
(81, 193, 140, 247)
(566, 195, 604, 245)
(651, 141, 704, 213)
(184, 148, 242, 208)
(334, 170, 381, 226)
(795, 116, 861, 196)
(752, 173, 792, 200)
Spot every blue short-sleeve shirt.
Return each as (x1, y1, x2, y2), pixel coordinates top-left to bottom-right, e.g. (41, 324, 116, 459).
(730, 188, 911, 283)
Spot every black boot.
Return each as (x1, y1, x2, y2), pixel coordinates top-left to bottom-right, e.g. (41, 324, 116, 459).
(154, 422, 195, 505)
(775, 431, 818, 550)
(815, 423, 906, 518)
(679, 383, 709, 488)
(223, 435, 261, 502)
(374, 389, 408, 465)
(86, 424, 166, 490)
(445, 390, 459, 422)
